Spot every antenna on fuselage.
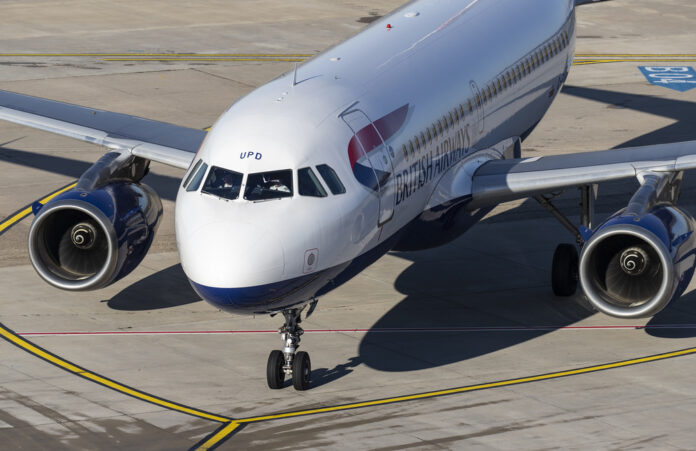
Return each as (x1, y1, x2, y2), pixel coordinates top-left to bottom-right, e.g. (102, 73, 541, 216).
(292, 63, 298, 87)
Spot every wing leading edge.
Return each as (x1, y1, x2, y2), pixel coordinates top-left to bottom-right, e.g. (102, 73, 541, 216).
(470, 140, 696, 208)
(0, 89, 205, 169)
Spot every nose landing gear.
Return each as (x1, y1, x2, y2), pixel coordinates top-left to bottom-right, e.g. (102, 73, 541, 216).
(266, 307, 312, 390)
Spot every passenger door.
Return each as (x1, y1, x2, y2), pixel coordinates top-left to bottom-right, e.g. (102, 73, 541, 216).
(341, 108, 395, 226)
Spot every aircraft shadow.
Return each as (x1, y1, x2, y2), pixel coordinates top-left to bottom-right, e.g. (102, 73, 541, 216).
(354, 80, 696, 372)
(356, 242, 594, 372)
(311, 357, 363, 388)
(562, 85, 696, 148)
(645, 290, 696, 339)
(107, 264, 202, 310)
(7, 85, 696, 379)
(0, 146, 182, 201)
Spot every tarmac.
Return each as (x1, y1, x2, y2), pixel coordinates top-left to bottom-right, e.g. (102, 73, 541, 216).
(2, 0, 696, 449)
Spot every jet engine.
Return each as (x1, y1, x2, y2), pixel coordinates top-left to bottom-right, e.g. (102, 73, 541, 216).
(28, 152, 162, 291)
(579, 174, 696, 318)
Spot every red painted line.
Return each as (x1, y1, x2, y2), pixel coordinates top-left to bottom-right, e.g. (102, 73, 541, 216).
(15, 324, 696, 337)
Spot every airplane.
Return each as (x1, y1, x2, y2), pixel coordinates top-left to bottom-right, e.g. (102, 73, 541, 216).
(1, 0, 694, 391)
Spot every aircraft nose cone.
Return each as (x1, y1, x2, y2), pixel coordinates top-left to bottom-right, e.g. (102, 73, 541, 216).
(179, 220, 285, 288)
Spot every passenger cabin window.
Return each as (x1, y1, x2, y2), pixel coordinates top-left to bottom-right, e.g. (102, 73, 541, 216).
(202, 166, 243, 200)
(316, 164, 346, 195)
(244, 169, 293, 201)
(186, 161, 208, 192)
(298, 167, 327, 198)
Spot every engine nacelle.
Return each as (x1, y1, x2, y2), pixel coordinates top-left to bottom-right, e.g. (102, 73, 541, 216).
(579, 205, 696, 318)
(28, 182, 162, 291)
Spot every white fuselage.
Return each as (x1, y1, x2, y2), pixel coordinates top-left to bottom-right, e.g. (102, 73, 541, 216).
(175, 0, 576, 314)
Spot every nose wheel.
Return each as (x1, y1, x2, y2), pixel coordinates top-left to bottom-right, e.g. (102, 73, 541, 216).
(266, 307, 312, 390)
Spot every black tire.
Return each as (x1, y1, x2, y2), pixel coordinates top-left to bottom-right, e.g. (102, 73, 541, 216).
(292, 351, 311, 391)
(267, 350, 285, 389)
(552, 243, 578, 296)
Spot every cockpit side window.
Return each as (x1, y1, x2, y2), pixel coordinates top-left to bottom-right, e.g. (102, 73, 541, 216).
(244, 169, 293, 201)
(183, 159, 203, 189)
(202, 166, 243, 200)
(186, 161, 208, 192)
(316, 164, 346, 195)
(298, 167, 327, 198)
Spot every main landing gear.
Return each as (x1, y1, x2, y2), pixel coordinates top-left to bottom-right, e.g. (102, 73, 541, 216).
(551, 243, 578, 296)
(266, 306, 312, 390)
(535, 185, 596, 298)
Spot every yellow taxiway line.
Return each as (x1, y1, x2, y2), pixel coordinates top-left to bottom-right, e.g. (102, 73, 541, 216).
(0, 322, 232, 423)
(575, 54, 696, 57)
(3, 186, 696, 450)
(0, 53, 313, 57)
(192, 346, 696, 449)
(3, 52, 696, 66)
(103, 58, 306, 62)
(0, 181, 76, 235)
(191, 422, 244, 451)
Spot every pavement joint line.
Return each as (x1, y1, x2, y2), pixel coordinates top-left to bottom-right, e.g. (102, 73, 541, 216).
(14, 324, 696, 336)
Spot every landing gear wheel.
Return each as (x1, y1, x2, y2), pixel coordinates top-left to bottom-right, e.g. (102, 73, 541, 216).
(552, 243, 578, 296)
(292, 351, 311, 391)
(266, 350, 285, 389)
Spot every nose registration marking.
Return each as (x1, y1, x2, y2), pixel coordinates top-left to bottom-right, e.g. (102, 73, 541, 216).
(240, 151, 263, 160)
(303, 249, 318, 273)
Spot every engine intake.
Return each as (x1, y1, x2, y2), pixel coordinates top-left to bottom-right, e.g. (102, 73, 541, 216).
(29, 182, 162, 291)
(579, 206, 696, 318)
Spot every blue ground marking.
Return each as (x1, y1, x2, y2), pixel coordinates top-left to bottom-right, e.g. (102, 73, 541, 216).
(639, 66, 696, 92)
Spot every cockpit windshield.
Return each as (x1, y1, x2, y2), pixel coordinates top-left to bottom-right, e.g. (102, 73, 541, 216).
(202, 166, 243, 200)
(244, 169, 293, 201)
(298, 167, 327, 197)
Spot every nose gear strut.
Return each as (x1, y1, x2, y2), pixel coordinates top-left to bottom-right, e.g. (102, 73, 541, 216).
(267, 306, 312, 390)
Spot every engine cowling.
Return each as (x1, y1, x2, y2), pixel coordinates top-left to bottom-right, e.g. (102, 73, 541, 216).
(28, 181, 162, 291)
(579, 205, 696, 318)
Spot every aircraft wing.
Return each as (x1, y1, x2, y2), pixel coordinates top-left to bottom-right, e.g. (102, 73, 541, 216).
(470, 140, 696, 208)
(0, 89, 205, 169)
